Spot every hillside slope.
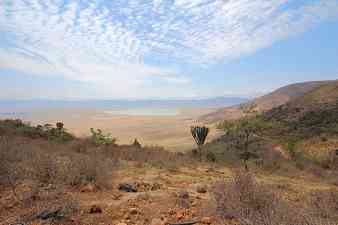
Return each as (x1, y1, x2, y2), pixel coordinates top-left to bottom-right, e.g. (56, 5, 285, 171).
(200, 80, 333, 123)
(264, 80, 338, 137)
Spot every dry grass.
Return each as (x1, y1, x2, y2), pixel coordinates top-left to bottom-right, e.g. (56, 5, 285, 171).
(213, 170, 338, 225)
(0, 133, 196, 192)
(1, 119, 338, 225)
(0, 136, 117, 191)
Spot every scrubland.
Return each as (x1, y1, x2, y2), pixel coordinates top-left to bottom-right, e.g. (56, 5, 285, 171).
(0, 119, 338, 225)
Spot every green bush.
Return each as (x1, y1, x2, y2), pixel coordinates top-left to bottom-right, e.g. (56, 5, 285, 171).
(206, 151, 216, 162)
(0, 119, 74, 142)
(90, 128, 116, 146)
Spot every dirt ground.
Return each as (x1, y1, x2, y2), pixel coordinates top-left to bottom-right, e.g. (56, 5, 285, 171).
(1, 162, 336, 225)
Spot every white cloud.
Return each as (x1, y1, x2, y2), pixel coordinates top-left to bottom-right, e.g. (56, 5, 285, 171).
(0, 0, 337, 97)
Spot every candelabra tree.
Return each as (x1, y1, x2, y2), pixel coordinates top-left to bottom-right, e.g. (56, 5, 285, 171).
(191, 126, 209, 161)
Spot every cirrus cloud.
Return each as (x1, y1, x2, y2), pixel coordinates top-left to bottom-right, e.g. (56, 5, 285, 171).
(0, 0, 337, 97)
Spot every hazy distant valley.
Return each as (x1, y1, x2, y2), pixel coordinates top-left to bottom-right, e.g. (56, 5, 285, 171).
(0, 97, 247, 150)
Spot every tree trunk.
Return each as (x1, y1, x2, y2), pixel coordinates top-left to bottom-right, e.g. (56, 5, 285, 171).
(244, 159, 249, 171)
(198, 146, 202, 161)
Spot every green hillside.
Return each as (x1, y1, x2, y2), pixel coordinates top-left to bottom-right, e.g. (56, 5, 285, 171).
(264, 81, 338, 138)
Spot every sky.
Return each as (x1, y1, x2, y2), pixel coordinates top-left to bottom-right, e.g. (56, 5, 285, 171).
(0, 0, 337, 100)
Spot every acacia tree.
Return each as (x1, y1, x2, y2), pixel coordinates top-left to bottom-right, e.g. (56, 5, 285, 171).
(191, 126, 209, 161)
(220, 116, 264, 170)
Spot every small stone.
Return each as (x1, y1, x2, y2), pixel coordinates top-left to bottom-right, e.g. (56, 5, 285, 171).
(178, 190, 189, 199)
(201, 217, 212, 224)
(118, 183, 137, 192)
(124, 214, 130, 220)
(81, 183, 97, 193)
(116, 223, 127, 225)
(151, 218, 163, 225)
(191, 210, 197, 217)
(89, 205, 102, 214)
(129, 208, 138, 215)
(196, 185, 207, 194)
(176, 210, 185, 220)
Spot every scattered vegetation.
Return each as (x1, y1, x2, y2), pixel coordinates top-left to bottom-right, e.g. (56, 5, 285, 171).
(213, 171, 338, 225)
(0, 119, 74, 142)
(217, 115, 269, 170)
(90, 128, 117, 146)
(1, 85, 338, 225)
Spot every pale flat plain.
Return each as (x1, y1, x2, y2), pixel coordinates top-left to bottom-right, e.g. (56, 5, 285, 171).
(0, 107, 220, 151)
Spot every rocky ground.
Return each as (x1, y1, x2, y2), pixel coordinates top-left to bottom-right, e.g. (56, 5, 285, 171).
(1, 162, 337, 225)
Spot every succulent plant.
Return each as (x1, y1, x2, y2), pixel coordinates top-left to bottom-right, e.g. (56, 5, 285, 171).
(191, 126, 209, 161)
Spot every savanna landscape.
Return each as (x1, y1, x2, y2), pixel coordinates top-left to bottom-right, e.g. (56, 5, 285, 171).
(1, 80, 338, 225)
(1, 1, 338, 225)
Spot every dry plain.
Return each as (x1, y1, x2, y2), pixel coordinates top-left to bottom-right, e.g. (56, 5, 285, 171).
(0, 106, 220, 151)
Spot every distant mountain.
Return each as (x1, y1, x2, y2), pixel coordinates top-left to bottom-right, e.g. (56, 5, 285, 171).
(0, 97, 248, 111)
(200, 80, 333, 123)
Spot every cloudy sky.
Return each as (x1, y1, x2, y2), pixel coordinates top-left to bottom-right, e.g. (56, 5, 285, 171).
(0, 0, 337, 99)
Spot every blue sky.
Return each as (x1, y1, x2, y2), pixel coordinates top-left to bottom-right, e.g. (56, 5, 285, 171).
(0, 0, 337, 99)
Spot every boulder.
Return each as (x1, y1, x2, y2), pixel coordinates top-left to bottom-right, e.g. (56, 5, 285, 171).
(118, 183, 137, 192)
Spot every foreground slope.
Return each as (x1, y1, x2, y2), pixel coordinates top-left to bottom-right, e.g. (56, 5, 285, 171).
(1, 118, 338, 224)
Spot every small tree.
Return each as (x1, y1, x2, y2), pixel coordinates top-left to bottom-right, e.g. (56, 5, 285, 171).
(90, 128, 116, 146)
(132, 138, 142, 148)
(219, 116, 264, 170)
(56, 122, 64, 130)
(191, 126, 209, 161)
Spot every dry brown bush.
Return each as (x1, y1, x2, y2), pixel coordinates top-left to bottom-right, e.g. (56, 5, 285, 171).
(0, 136, 116, 191)
(310, 189, 338, 220)
(1, 134, 190, 192)
(212, 170, 338, 225)
(214, 171, 279, 223)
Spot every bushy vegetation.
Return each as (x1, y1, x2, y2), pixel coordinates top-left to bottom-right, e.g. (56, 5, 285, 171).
(217, 115, 273, 170)
(0, 119, 74, 142)
(1, 116, 338, 224)
(213, 171, 338, 225)
(90, 128, 117, 146)
(0, 119, 193, 192)
(0, 136, 116, 191)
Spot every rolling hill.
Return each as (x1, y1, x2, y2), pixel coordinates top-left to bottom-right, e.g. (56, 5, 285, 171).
(264, 80, 338, 138)
(200, 80, 334, 123)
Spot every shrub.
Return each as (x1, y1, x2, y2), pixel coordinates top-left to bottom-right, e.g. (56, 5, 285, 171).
(0, 119, 74, 142)
(0, 136, 116, 191)
(206, 151, 216, 162)
(214, 171, 278, 221)
(90, 128, 116, 146)
(310, 189, 338, 220)
(213, 171, 316, 225)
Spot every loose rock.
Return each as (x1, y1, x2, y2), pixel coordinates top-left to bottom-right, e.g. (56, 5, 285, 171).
(118, 183, 137, 192)
(201, 217, 212, 224)
(178, 190, 189, 199)
(129, 207, 138, 215)
(196, 185, 207, 194)
(81, 183, 98, 193)
(89, 205, 102, 214)
(151, 218, 163, 225)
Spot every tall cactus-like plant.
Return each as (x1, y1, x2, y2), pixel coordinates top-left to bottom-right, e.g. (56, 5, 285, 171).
(191, 126, 209, 161)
